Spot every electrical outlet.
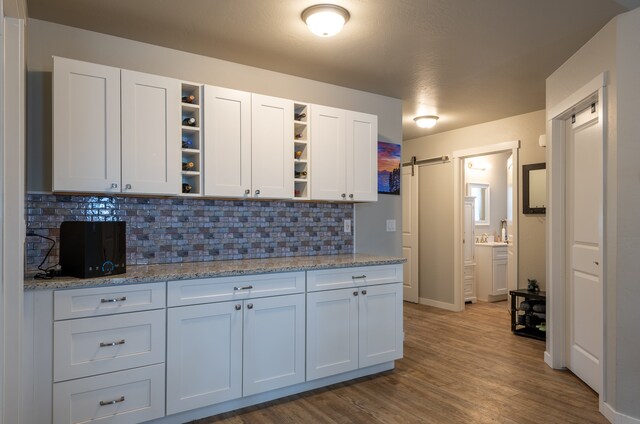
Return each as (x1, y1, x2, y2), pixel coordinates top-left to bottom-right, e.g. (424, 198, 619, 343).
(386, 219, 396, 232)
(344, 219, 351, 233)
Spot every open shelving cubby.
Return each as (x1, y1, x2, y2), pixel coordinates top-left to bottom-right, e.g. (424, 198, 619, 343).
(180, 82, 203, 196)
(294, 102, 310, 200)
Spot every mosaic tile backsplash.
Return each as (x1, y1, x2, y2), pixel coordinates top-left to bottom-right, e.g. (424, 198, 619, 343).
(25, 194, 354, 271)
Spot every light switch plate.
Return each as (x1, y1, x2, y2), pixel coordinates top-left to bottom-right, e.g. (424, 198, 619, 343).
(386, 219, 396, 232)
(344, 219, 351, 233)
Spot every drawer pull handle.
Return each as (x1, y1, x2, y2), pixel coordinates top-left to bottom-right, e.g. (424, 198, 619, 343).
(100, 296, 127, 303)
(100, 339, 125, 347)
(353, 291, 359, 296)
(352, 275, 366, 280)
(234, 285, 253, 291)
(361, 289, 367, 295)
(99, 396, 125, 406)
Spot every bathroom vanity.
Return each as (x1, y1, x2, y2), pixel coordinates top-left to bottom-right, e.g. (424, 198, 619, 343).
(475, 243, 508, 302)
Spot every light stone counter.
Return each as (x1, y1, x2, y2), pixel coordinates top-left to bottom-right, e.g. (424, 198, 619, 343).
(24, 254, 406, 290)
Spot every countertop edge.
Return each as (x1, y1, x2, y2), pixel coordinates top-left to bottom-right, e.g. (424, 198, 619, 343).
(24, 255, 406, 291)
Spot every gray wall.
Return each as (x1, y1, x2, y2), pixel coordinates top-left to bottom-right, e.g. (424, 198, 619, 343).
(26, 19, 403, 257)
(547, 6, 640, 418)
(404, 110, 546, 304)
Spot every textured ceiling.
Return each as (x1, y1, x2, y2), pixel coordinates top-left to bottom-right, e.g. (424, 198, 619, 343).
(26, 0, 639, 140)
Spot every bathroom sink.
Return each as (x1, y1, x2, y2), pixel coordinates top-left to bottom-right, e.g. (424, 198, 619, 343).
(475, 241, 508, 246)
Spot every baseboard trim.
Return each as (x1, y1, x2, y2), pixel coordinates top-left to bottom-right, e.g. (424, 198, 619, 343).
(418, 297, 458, 311)
(544, 351, 553, 368)
(601, 401, 640, 424)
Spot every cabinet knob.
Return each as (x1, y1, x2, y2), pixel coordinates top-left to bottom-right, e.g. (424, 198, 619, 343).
(255, 190, 260, 196)
(245, 189, 250, 195)
(349, 194, 354, 199)
(110, 183, 118, 189)
(353, 291, 359, 296)
(341, 193, 346, 199)
(235, 304, 241, 310)
(247, 303, 254, 309)
(361, 289, 367, 295)
(125, 184, 132, 190)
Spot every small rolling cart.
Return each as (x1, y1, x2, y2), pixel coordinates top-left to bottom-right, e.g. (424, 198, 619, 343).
(510, 289, 546, 341)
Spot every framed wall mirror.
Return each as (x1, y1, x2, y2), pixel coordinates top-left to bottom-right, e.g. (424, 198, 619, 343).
(523, 163, 546, 214)
(467, 183, 490, 226)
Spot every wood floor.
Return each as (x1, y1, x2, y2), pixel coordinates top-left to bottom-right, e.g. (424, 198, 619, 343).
(193, 301, 607, 424)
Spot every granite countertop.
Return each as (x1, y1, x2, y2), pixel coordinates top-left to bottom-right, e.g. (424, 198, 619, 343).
(24, 254, 406, 290)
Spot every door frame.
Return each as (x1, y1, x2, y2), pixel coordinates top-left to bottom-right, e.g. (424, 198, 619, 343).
(453, 141, 520, 312)
(546, 74, 606, 400)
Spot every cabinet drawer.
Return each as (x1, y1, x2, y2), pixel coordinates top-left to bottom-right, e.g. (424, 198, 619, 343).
(463, 265, 475, 277)
(54, 309, 165, 382)
(493, 247, 508, 260)
(307, 264, 403, 292)
(53, 363, 165, 424)
(54, 282, 166, 320)
(168, 272, 305, 307)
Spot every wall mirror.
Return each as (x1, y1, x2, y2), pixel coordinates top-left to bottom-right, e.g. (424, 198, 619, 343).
(467, 183, 490, 226)
(523, 163, 546, 214)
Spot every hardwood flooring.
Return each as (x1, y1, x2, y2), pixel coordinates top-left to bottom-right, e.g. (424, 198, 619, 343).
(193, 301, 606, 424)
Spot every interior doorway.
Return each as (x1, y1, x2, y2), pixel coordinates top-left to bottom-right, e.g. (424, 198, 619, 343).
(453, 141, 520, 311)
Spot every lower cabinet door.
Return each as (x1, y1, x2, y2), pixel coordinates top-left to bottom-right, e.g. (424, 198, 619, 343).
(358, 283, 403, 368)
(242, 294, 305, 396)
(493, 259, 508, 295)
(166, 301, 242, 415)
(306, 288, 358, 380)
(53, 363, 165, 424)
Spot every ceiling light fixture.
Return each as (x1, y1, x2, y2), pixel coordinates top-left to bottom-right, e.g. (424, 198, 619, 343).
(302, 4, 350, 37)
(413, 115, 439, 129)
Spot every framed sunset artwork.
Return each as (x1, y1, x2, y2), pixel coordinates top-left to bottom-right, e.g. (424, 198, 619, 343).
(377, 142, 401, 195)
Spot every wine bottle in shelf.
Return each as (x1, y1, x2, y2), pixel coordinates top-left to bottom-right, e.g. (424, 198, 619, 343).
(182, 95, 196, 104)
(181, 138, 193, 148)
(182, 183, 192, 193)
(182, 117, 196, 126)
(295, 170, 307, 178)
(182, 161, 195, 171)
(294, 112, 306, 121)
(294, 132, 303, 139)
(294, 150, 303, 159)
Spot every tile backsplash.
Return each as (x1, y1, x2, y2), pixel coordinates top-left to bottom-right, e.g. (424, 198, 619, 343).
(25, 194, 354, 271)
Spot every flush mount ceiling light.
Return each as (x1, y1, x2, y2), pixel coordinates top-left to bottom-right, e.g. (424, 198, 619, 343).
(302, 4, 350, 37)
(413, 115, 439, 129)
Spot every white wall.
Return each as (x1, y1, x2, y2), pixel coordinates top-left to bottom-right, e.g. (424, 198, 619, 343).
(546, 6, 640, 420)
(404, 110, 546, 304)
(25, 19, 403, 257)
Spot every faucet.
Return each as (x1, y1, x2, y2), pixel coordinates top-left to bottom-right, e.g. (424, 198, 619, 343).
(480, 233, 489, 243)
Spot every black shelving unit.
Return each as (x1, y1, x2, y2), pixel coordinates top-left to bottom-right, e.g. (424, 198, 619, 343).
(510, 289, 546, 341)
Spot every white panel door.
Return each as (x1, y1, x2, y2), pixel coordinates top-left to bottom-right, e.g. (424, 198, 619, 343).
(346, 111, 378, 201)
(566, 103, 603, 393)
(359, 283, 403, 368)
(251, 94, 293, 198)
(166, 301, 242, 414)
(401, 165, 419, 303)
(204, 86, 252, 197)
(310, 105, 346, 201)
(53, 57, 121, 193)
(306, 288, 358, 380)
(243, 294, 305, 396)
(121, 70, 180, 195)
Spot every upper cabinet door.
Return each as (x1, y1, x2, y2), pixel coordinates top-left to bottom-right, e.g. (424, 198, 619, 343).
(203, 86, 252, 197)
(251, 94, 293, 199)
(346, 111, 378, 202)
(53, 57, 121, 193)
(121, 70, 180, 195)
(310, 105, 347, 201)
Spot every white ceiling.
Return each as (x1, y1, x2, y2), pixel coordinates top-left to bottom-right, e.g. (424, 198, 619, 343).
(26, 0, 639, 140)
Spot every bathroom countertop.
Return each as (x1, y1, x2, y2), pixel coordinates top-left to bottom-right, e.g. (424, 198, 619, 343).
(475, 242, 508, 246)
(24, 254, 406, 290)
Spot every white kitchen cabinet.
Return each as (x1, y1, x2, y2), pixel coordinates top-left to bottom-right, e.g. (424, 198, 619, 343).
(53, 57, 121, 193)
(121, 70, 181, 195)
(306, 282, 402, 381)
(310, 105, 378, 202)
(53, 57, 180, 195)
(251, 94, 294, 198)
(203, 86, 252, 197)
(166, 276, 305, 414)
(476, 244, 508, 301)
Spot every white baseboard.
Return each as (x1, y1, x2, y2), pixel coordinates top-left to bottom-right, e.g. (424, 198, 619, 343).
(418, 297, 458, 311)
(601, 401, 640, 424)
(544, 351, 553, 368)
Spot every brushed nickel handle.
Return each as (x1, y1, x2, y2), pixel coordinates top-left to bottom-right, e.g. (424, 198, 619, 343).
(125, 184, 132, 190)
(245, 189, 250, 195)
(353, 291, 359, 296)
(361, 289, 367, 295)
(235, 304, 241, 310)
(100, 296, 127, 303)
(255, 189, 260, 195)
(99, 396, 125, 406)
(247, 303, 254, 309)
(594, 261, 599, 265)
(100, 339, 125, 347)
(352, 275, 366, 280)
(349, 194, 354, 199)
(234, 285, 253, 291)
(111, 182, 118, 189)
(341, 193, 346, 198)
